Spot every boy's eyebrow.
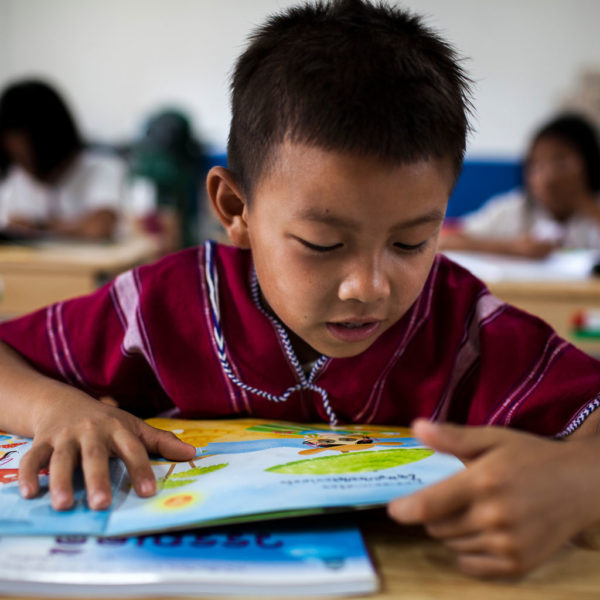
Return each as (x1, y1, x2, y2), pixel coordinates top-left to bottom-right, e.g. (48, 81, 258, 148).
(296, 208, 445, 229)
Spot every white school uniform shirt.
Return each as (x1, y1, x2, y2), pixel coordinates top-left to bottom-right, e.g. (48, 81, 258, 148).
(0, 151, 126, 227)
(461, 188, 600, 250)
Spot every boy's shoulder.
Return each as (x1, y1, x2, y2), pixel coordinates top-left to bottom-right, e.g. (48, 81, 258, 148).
(134, 242, 252, 297)
(429, 253, 507, 328)
(137, 245, 202, 278)
(431, 253, 561, 344)
(434, 252, 489, 297)
(138, 241, 249, 273)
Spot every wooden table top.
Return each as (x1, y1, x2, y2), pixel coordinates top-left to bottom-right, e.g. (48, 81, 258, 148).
(354, 511, 600, 600)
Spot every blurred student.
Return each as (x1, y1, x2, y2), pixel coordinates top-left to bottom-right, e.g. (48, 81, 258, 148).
(441, 114, 600, 258)
(0, 79, 125, 241)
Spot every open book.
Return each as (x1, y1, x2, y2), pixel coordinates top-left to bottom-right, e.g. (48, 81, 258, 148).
(0, 418, 463, 537)
(0, 522, 377, 597)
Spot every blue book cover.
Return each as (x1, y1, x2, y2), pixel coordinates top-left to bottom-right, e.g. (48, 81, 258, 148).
(0, 523, 378, 597)
(0, 418, 463, 537)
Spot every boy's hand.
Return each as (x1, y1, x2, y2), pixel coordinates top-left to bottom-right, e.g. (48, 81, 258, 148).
(388, 420, 600, 578)
(18, 390, 196, 511)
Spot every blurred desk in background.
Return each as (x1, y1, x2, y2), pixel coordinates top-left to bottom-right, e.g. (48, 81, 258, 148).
(0, 236, 159, 318)
(445, 250, 600, 356)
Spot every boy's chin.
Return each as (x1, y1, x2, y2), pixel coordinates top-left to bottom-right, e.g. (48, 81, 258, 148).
(314, 340, 377, 360)
(289, 327, 380, 362)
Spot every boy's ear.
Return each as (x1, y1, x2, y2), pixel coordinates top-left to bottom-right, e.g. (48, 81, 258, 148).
(206, 166, 250, 248)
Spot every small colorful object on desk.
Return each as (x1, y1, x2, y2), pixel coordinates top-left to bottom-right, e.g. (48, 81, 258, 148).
(572, 309, 600, 339)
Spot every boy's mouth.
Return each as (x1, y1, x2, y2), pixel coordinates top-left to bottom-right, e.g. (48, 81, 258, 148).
(326, 320, 381, 343)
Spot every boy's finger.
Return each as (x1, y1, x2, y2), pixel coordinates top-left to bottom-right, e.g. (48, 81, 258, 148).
(111, 429, 157, 497)
(18, 442, 52, 498)
(388, 470, 472, 524)
(443, 531, 517, 558)
(80, 439, 112, 511)
(456, 553, 527, 579)
(139, 423, 196, 461)
(411, 419, 511, 460)
(48, 441, 79, 511)
(426, 496, 519, 541)
(425, 509, 475, 540)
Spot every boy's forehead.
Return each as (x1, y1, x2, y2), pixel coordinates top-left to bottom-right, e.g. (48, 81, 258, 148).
(253, 141, 455, 209)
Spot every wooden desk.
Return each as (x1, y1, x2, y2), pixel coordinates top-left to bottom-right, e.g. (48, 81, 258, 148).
(489, 279, 600, 356)
(1, 510, 599, 600)
(355, 512, 600, 600)
(0, 236, 159, 318)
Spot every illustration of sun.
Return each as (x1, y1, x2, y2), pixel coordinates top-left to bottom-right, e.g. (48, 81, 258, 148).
(151, 491, 204, 512)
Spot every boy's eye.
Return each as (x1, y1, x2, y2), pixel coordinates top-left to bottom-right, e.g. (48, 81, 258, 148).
(394, 240, 427, 253)
(298, 239, 343, 253)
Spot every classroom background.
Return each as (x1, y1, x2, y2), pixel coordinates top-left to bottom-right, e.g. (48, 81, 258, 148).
(1, 0, 600, 217)
(3, 5, 600, 597)
(1, 0, 600, 353)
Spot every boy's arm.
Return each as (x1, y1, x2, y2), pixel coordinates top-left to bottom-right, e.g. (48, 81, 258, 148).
(388, 417, 600, 578)
(0, 341, 195, 510)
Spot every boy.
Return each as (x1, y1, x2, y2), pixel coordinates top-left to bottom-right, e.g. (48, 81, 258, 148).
(1, 0, 600, 578)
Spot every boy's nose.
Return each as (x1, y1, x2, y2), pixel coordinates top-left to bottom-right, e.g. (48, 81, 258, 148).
(337, 259, 391, 304)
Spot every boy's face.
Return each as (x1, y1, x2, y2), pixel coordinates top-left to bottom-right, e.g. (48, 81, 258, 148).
(230, 142, 452, 361)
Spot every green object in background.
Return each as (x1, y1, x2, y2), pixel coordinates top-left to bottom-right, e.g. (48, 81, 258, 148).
(571, 310, 600, 340)
(572, 329, 600, 339)
(130, 109, 206, 248)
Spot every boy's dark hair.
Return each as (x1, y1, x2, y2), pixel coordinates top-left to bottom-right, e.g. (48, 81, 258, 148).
(0, 79, 83, 181)
(228, 0, 472, 198)
(528, 113, 600, 192)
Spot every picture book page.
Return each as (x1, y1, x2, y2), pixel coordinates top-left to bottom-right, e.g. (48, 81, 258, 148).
(106, 418, 464, 536)
(0, 419, 464, 537)
(0, 431, 127, 536)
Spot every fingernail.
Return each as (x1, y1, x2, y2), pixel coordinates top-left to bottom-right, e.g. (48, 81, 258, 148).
(51, 492, 71, 510)
(19, 482, 31, 498)
(412, 418, 434, 429)
(412, 419, 437, 437)
(140, 479, 155, 496)
(90, 492, 109, 510)
(389, 498, 412, 521)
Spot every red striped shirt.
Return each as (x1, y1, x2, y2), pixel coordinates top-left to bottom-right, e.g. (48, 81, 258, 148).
(1, 241, 598, 436)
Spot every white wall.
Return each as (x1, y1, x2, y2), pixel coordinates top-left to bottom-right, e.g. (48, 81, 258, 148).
(1, 0, 599, 158)
(402, 0, 600, 158)
(0, 2, 9, 83)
